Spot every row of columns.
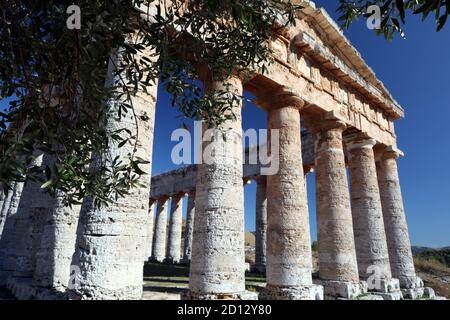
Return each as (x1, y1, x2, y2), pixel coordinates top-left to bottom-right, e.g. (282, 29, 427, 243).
(0, 61, 420, 300)
(149, 191, 196, 264)
(183, 74, 420, 300)
(248, 110, 421, 299)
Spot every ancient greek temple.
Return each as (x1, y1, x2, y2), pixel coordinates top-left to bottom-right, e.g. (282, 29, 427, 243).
(0, 1, 434, 300)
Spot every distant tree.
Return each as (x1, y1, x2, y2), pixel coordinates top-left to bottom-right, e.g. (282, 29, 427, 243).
(337, 0, 450, 39)
(0, 0, 300, 206)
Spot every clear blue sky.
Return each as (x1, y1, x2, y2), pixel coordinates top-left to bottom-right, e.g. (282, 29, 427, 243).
(1, 3, 448, 247)
(150, 2, 450, 248)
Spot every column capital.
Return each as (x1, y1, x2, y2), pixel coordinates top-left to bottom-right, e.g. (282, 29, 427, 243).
(306, 111, 347, 134)
(376, 146, 405, 161)
(254, 85, 305, 111)
(344, 133, 376, 151)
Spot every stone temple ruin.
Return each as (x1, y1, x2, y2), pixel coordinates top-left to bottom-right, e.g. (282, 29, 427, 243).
(0, 1, 437, 300)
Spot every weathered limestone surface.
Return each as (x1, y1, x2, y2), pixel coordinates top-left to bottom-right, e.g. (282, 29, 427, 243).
(6, 154, 46, 283)
(312, 115, 361, 298)
(0, 187, 12, 237)
(152, 197, 169, 262)
(187, 76, 253, 300)
(346, 134, 399, 298)
(32, 190, 81, 298)
(253, 176, 267, 273)
(0, 181, 25, 285)
(259, 92, 322, 300)
(69, 47, 157, 300)
(376, 147, 423, 297)
(182, 191, 195, 263)
(150, 134, 315, 199)
(145, 200, 156, 261)
(166, 195, 183, 263)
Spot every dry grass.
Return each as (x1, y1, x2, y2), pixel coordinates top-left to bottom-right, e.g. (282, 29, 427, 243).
(414, 257, 450, 299)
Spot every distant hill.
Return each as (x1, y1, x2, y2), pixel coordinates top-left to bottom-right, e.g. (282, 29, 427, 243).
(412, 246, 450, 267)
(245, 231, 255, 246)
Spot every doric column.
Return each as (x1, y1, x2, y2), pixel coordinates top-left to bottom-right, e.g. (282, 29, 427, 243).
(311, 114, 364, 299)
(145, 199, 156, 261)
(257, 87, 322, 300)
(32, 191, 81, 299)
(187, 76, 255, 300)
(152, 197, 169, 263)
(4, 154, 47, 298)
(0, 181, 25, 286)
(346, 133, 401, 299)
(376, 146, 424, 298)
(252, 176, 267, 274)
(166, 194, 183, 263)
(69, 46, 158, 299)
(182, 191, 195, 263)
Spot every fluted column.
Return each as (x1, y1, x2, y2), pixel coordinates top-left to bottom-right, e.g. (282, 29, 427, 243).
(32, 191, 81, 298)
(182, 191, 195, 263)
(152, 197, 169, 262)
(253, 176, 267, 273)
(145, 199, 156, 261)
(376, 146, 423, 298)
(166, 194, 183, 263)
(311, 114, 363, 298)
(346, 134, 401, 299)
(0, 181, 25, 285)
(69, 45, 158, 300)
(4, 153, 47, 297)
(187, 75, 255, 300)
(257, 88, 322, 300)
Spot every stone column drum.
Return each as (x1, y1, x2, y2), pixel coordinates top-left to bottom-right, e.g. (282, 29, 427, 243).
(252, 176, 267, 274)
(187, 76, 255, 300)
(346, 134, 401, 299)
(376, 147, 424, 298)
(166, 194, 183, 263)
(152, 197, 169, 263)
(312, 116, 364, 299)
(258, 89, 322, 300)
(32, 192, 81, 299)
(5, 153, 49, 298)
(69, 45, 158, 299)
(145, 199, 156, 261)
(182, 191, 195, 263)
(0, 181, 25, 286)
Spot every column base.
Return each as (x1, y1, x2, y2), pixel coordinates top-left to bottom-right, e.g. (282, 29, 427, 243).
(182, 290, 258, 300)
(33, 287, 68, 300)
(259, 284, 324, 300)
(314, 279, 367, 299)
(6, 276, 36, 300)
(402, 287, 425, 299)
(399, 276, 425, 299)
(250, 263, 266, 274)
(368, 278, 402, 300)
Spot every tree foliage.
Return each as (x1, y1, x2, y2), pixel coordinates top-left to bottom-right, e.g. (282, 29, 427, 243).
(337, 0, 450, 39)
(0, 1, 300, 206)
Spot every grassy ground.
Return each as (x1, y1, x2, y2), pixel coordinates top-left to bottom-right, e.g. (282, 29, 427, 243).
(414, 257, 450, 298)
(143, 262, 266, 300)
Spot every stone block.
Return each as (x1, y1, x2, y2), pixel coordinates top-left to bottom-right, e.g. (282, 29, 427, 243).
(259, 284, 324, 300)
(315, 280, 367, 299)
